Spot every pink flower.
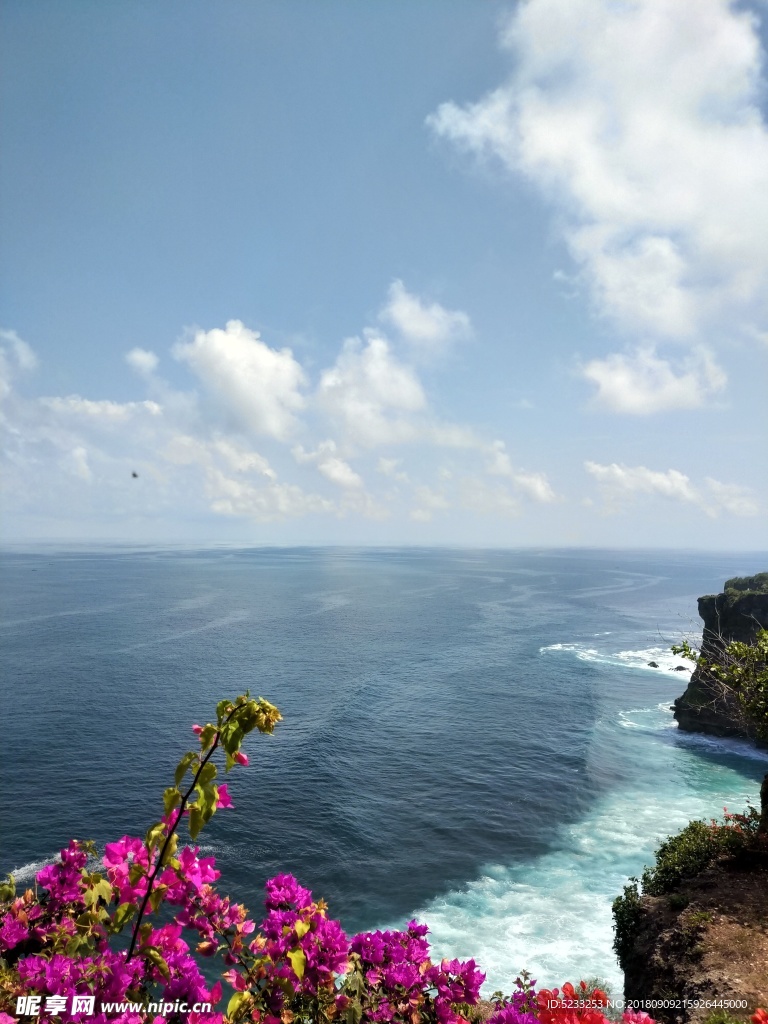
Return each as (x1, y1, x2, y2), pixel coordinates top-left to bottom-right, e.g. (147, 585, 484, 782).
(234, 751, 249, 766)
(216, 784, 234, 809)
(192, 724, 203, 735)
(623, 1012, 656, 1024)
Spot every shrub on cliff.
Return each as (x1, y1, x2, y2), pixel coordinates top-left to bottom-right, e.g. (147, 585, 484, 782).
(723, 574, 768, 596)
(612, 806, 766, 971)
(672, 628, 768, 742)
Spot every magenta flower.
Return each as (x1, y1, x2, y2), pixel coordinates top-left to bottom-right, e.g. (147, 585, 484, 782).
(215, 784, 234, 809)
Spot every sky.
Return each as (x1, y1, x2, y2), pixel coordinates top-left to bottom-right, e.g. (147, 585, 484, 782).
(1, 0, 767, 548)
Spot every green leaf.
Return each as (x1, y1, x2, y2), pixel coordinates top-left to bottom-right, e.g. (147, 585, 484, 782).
(226, 992, 247, 1019)
(343, 1002, 363, 1024)
(199, 724, 217, 749)
(163, 786, 181, 815)
(145, 822, 166, 851)
(109, 902, 137, 933)
(65, 935, 88, 957)
(148, 884, 168, 912)
(158, 833, 178, 867)
(83, 878, 113, 907)
(198, 761, 217, 785)
(217, 698, 233, 722)
(294, 919, 310, 939)
(174, 751, 197, 786)
(287, 947, 306, 980)
(188, 804, 203, 840)
(144, 946, 171, 981)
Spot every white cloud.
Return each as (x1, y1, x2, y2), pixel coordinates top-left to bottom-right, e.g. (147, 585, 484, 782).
(0, 329, 38, 401)
(377, 457, 409, 482)
(205, 471, 331, 521)
(585, 460, 758, 516)
(409, 485, 452, 522)
(0, 307, 561, 540)
(0, 329, 38, 372)
(486, 440, 557, 501)
(125, 348, 159, 376)
(380, 280, 471, 353)
(210, 438, 276, 479)
(173, 320, 306, 440)
(460, 478, 520, 517)
(585, 461, 699, 502)
(704, 477, 759, 517)
(580, 345, 726, 413)
(317, 332, 426, 446)
(513, 471, 557, 504)
(429, 0, 768, 342)
(293, 440, 364, 490)
(163, 434, 327, 521)
(40, 396, 163, 421)
(65, 446, 92, 482)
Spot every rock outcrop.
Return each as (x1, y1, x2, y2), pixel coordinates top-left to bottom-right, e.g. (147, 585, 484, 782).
(673, 573, 768, 748)
(622, 850, 768, 1024)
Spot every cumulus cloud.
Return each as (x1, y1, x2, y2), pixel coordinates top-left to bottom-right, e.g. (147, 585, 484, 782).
(580, 346, 726, 413)
(429, 0, 768, 344)
(125, 348, 159, 376)
(173, 320, 306, 440)
(379, 280, 471, 353)
(317, 332, 426, 445)
(486, 440, 557, 501)
(585, 461, 758, 516)
(162, 434, 328, 520)
(293, 440, 364, 489)
(0, 309, 557, 535)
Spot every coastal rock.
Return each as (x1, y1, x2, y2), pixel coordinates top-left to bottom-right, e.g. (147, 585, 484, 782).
(622, 851, 768, 1024)
(673, 573, 768, 748)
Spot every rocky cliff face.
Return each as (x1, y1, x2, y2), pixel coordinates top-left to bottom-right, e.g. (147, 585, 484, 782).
(620, 576, 768, 1021)
(622, 850, 768, 1024)
(673, 573, 768, 748)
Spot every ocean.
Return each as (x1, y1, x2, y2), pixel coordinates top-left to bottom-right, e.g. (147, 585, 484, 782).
(1, 547, 766, 996)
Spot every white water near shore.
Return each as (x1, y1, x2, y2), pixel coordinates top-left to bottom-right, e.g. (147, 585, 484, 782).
(410, 645, 763, 997)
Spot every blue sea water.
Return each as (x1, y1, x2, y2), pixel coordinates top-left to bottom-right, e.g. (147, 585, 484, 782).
(1, 547, 766, 996)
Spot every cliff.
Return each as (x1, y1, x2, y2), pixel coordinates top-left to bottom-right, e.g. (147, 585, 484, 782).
(618, 576, 768, 1021)
(621, 848, 768, 1023)
(673, 573, 768, 748)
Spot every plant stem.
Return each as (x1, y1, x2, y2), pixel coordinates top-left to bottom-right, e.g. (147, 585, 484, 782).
(126, 722, 229, 961)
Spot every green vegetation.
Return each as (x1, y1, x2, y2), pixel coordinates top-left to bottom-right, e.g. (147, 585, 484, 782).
(612, 806, 764, 969)
(703, 1011, 745, 1024)
(723, 573, 768, 595)
(672, 628, 768, 741)
(667, 893, 689, 911)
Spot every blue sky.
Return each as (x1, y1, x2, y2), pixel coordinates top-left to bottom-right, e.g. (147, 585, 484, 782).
(1, 0, 767, 547)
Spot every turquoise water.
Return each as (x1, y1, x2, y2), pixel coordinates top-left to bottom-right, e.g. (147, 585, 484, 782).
(1, 547, 765, 995)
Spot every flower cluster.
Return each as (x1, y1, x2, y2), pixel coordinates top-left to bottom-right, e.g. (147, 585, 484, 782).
(348, 920, 484, 1023)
